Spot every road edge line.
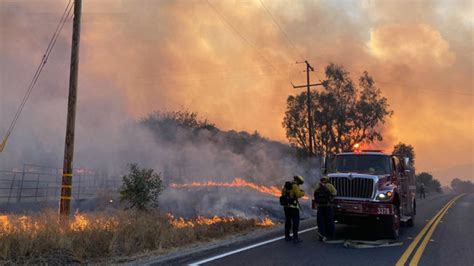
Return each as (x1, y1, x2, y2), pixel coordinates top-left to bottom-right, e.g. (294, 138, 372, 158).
(188, 226, 318, 266)
(395, 195, 458, 266)
(408, 193, 465, 266)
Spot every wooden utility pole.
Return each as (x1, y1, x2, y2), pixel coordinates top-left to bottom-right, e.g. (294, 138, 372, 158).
(60, 0, 82, 217)
(304, 61, 314, 155)
(291, 60, 326, 156)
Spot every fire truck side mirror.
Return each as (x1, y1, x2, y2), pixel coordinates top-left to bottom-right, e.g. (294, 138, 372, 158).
(321, 156, 327, 174)
(403, 157, 410, 167)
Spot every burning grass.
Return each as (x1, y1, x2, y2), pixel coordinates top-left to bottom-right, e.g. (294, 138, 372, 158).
(170, 177, 309, 200)
(0, 211, 274, 264)
(169, 177, 282, 197)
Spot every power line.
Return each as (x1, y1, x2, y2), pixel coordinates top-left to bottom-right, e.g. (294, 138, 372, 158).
(305, 64, 473, 96)
(1, 0, 73, 152)
(375, 80, 473, 96)
(205, 0, 289, 81)
(258, 0, 305, 62)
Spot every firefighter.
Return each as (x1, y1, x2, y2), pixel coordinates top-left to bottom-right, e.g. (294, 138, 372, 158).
(281, 175, 305, 243)
(314, 176, 337, 241)
(419, 183, 426, 199)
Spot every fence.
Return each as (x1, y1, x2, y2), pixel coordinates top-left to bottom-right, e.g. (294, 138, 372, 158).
(0, 164, 121, 204)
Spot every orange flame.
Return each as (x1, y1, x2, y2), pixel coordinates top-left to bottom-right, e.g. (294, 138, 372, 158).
(0, 215, 9, 231)
(170, 177, 309, 200)
(0, 215, 40, 233)
(70, 212, 89, 231)
(256, 217, 274, 226)
(167, 214, 274, 228)
(0, 212, 117, 234)
(170, 177, 281, 197)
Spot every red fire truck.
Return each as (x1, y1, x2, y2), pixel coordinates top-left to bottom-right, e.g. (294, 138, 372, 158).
(322, 149, 416, 239)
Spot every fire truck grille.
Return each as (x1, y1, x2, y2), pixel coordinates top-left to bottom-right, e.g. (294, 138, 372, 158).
(329, 177, 374, 199)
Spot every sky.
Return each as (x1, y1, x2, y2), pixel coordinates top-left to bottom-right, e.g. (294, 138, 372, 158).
(0, 0, 473, 185)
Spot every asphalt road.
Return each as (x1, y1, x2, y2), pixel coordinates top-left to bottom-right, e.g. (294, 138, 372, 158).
(182, 193, 473, 266)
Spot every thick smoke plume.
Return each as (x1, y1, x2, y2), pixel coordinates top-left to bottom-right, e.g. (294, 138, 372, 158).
(1, 0, 472, 188)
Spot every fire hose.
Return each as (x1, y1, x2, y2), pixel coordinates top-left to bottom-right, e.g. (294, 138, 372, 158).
(316, 232, 403, 248)
(322, 238, 403, 248)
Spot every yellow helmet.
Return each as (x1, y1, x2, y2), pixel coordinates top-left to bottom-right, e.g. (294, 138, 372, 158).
(321, 176, 329, 181)
(294, 175, 304, 184)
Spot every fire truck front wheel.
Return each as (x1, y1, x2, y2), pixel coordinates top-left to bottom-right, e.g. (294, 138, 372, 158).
(382, 205, 400, 239)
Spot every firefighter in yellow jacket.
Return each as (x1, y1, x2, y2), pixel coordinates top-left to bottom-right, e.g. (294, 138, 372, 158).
(281, 175, 305, 243)
(314, 176, 337, 240)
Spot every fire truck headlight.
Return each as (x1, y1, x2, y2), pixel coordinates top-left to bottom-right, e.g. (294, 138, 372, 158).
(376, 191, 394, 201)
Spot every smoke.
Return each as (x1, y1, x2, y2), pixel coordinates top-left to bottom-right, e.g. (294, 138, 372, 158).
(1, 0, 472, 188)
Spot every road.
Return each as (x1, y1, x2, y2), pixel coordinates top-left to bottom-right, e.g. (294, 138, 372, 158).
(181, 193, 473, 266)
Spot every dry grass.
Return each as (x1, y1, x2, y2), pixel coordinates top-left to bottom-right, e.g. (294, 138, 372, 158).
(0, 210, 273, 264)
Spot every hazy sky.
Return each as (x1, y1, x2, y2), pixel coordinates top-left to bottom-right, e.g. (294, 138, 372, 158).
(0, 0, 473, 184)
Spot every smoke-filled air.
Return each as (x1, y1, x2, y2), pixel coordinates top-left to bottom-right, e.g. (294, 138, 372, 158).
(0, 0, 472, 191)
(1, 0, 474, 264)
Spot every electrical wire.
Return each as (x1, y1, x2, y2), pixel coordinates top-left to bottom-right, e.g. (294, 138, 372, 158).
(205, 0, 289, 81)
(0, 0, 74, 152)
(258, 0, 305, 62)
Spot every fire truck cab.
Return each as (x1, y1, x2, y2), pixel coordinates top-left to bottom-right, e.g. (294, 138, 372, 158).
(324, 150, 416, 239)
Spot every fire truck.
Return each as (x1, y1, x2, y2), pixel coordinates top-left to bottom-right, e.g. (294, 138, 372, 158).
(322, 149, 416, 239)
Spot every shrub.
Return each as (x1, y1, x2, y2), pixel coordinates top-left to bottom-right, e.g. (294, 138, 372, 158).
(119, 164, 163, 211)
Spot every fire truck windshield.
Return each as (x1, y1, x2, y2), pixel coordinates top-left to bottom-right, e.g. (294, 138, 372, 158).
(335, 154, 391, 175)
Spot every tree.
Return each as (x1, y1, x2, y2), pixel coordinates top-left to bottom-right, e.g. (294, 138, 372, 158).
(283, 63, 393, 155)
(392, 142, 415, 166)
(141, 110, 216, 142)
(416, 172, 442, 193)
(120, 164, 163, 211)
(451, 178, 474, 193)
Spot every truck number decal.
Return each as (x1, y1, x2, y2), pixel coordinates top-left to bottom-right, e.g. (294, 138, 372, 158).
(377, 207, 390, 215)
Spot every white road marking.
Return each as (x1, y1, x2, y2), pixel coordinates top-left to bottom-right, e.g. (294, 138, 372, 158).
(188, 226, 318, 266)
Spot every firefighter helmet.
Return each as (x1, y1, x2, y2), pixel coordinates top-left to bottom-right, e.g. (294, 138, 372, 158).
(294, 175, 304, 184)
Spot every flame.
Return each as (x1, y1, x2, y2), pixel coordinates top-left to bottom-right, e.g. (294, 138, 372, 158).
(0, 215, 40, 233)
(168, 214, 236, 228)
(167, 214, 274, 228)
(170, 177, 282, 197)
(0, 215, 9, 231)
(256, 217, 274, 226)
(170, 177, 309, 200)
(0, 212, 117, 234)
(70, 212, 89, 231)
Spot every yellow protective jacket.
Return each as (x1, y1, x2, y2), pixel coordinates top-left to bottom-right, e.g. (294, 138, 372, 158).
(313, 183, 337, 207)
(281, 182, 305, 209)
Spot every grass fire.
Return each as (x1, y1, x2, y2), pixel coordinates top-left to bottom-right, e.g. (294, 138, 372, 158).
(169, 177, 309, 200)
(0, 211, 275, 263)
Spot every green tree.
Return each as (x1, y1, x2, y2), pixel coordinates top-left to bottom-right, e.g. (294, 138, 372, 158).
(283, 63, 393, 155)
(120, 164, 164, 211)
(392, 142, 415, 166)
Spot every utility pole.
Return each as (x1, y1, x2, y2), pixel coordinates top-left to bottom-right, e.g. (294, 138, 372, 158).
(60, 0, 82, 218)
(291, 60, 326, 156)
